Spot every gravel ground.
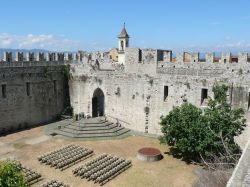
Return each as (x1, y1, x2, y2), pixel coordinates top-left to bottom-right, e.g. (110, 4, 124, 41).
(0, 125, 198, 187)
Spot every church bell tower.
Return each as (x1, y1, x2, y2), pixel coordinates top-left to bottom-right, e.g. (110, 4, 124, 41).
(118, 23, 129, 64)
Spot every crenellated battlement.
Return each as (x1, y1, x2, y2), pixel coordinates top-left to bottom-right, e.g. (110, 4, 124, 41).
(0, 51, 89, 63)
(0, 50, 118, 68)
(2, 48, 250, 70)
(0, 51, 94, 67)
(125, 48, 250, 64)
(124, 48, 250, 75)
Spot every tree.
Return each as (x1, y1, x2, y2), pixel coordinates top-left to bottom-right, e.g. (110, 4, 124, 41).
(160, 84, 246, 164)
(0, 160, 28, 187)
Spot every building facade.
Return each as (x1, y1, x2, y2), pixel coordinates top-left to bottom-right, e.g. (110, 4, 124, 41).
(69, 25, 250, 139)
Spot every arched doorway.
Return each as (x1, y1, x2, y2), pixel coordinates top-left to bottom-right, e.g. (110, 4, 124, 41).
(92, 88, 104, 117)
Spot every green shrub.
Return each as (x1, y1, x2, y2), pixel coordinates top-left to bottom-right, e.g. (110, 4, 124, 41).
(160, 84, 246, 162)
(0, 160, 28, 187)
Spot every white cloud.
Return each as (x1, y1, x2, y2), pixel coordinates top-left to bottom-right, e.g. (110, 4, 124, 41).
(0, 33, 83, 51)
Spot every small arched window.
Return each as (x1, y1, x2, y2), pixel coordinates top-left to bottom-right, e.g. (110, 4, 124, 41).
(121, 41, 124, 50)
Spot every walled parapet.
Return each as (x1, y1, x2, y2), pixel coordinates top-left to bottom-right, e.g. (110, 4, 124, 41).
(238, 53, 248, 63)
(90, 51, 115, 62)
(163, 50, 172, 62)
(45, 52, 57, 61)
(92, 51, 102, 60)
(205, 52, 214, 63)
(125, 48, 169, 64)
(70, 53, 82, 61)
(220, 52, 232, 63)
(45, 53, 49, 61)
(77, 52, 84, 61)
(176, 52, 184, 62)
(72, 53, 76, 61)
(125, 48, 140, 64)
(82, 55, 90, 63)
(0, 51, 74, 67)
(190, 52, 199, 62)
(227, 140, 250, 187)
(57, 53, 65, 61)
(36, 52, 45, 61)
(26, 52, 35, 61)
(176, 52, 199, 63)
(3, 49, 250, 65)
(75, 53, 79, 61)
(124, 47, 250, 64)
(125, 48, 158, 75)
(50, 53, 56, 61)
(155, 49, 172, 62)
(142, 49, 158, 63)
(15, 52, 24, 61)
(184, 52, 191, 62)
(3, 52, 12, 62)
(65, 53, 73, 61)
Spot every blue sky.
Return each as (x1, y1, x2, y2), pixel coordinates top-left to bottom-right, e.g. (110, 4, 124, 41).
(1, 0, 250, 52)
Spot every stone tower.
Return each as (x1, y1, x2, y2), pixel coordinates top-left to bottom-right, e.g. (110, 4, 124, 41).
(118, 23, 129, 64)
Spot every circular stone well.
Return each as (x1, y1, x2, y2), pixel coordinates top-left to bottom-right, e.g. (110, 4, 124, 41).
(137, 147, 162, 162)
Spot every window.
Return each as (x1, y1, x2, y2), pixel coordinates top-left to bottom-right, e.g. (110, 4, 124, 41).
(164, 86, 168, 101)
(2, 84, 6, 98)
(139, 49, 142, 62)
(121, 41, 124, 50)
(248, 92, 250, 111)
(201, 88, 208, 105)
(26, 82, 30, 96)
(53, 80, 57, 93)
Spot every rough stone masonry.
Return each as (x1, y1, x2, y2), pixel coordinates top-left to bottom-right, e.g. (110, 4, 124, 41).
(1, 25, 250, 187)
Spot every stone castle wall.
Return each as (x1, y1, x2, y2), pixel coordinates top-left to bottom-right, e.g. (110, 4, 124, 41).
(70, 48, 250, 143)
(70, 63, 250, 135)
(0, 52, 69, 134)
(0, 49, 118, 135)
(2, 48, 250, 146)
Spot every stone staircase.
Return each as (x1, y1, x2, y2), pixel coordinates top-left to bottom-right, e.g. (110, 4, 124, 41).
(53, 117, 130, 139)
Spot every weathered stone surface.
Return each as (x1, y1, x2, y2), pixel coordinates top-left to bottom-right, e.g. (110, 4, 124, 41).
(0, 65, 67, 133)
(69, 50, 250, 138)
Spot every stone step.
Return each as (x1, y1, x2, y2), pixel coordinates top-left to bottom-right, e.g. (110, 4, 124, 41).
(62, 124, 119, 131)
(64, 117, 107, 125)
(61, 122, 116, 130)
(55, 128, 130, 138)
(82, 117, 107, 124)
(52, 117, 131, 140)
(58, 126, 125, 135)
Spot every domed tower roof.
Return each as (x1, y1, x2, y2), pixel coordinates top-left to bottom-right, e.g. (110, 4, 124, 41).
(119, 23, 129, 38)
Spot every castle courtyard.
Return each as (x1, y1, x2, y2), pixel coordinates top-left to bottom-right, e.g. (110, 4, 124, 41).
(0, 124, 198, 187)
(2, 1, 250, 186)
